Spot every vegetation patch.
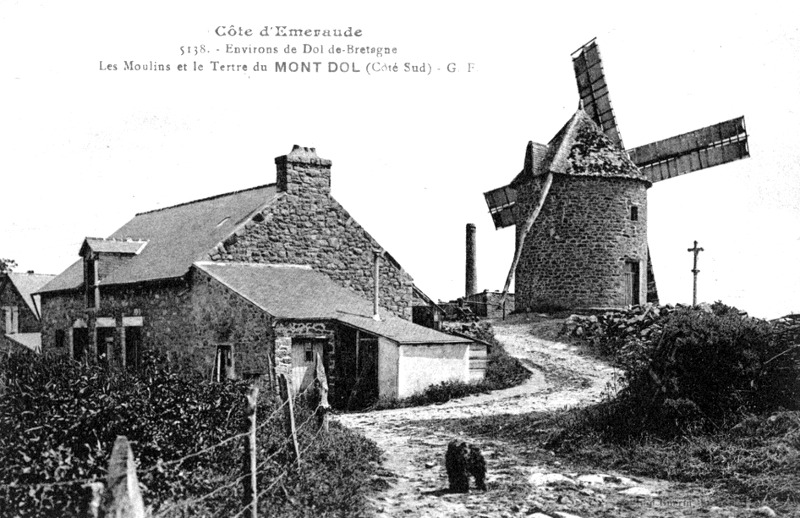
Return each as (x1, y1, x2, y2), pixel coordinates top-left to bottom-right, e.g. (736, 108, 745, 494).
(421, 303, 800, 513)
(0, 351, 380, 517)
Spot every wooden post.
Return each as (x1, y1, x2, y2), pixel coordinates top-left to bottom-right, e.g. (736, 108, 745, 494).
(501, 172, 554, 305)
(313, 352, 330, 433)
(242, 386, 259, 518)
(687, 240, 705, 306)
(278, 374, 300, 462)
(100, 436, 145, 518)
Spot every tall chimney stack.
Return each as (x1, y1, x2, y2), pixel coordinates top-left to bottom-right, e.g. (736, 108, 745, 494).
(465, 223, 477, 297)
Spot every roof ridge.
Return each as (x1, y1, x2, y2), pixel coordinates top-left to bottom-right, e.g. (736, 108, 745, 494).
(136, 183, 276, 216)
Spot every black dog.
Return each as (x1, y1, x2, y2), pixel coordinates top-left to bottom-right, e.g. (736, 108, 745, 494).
(445, 440, 487, 492)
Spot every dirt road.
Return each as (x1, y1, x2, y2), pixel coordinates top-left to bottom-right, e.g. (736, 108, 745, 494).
(337, 316, 733, 518)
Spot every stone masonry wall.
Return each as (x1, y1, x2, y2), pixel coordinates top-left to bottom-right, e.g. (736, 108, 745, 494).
(190, 268, 276, 382)
(212, 147, 415, 320)
(41, 273, 280, 386)
(40, 281, 196, 365)
(515, 174, 648, 310)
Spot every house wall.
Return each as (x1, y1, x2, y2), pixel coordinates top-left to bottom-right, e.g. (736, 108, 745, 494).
(40, 272, 280, 384)
(39, 281, 196, 366)
(514, 174, 648, 311)
(377, 337, 399, 399)
(190, 269, 276, 381)
(396, 342, 470, 399)
(0, 277, 40, 334)
(211, 146, 415, 320)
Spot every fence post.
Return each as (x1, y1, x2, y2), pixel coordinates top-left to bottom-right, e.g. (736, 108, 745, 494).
(242, 385, 259, 518)
(278, 374, 300, 462)
(313, 352, 330, 433)
(100, 435, 145, 518)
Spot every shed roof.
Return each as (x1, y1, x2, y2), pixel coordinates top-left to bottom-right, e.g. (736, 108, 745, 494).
(5, 272, 55, 318)
(4, 332, 41, 353)
(40, 185, 277, 293)
(195, 262, 471, 345)
(80, 238, 148, 256)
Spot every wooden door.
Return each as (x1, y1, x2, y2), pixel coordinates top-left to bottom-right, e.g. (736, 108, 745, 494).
(624, 261, 640, 306)
(292, 339, 324, 393)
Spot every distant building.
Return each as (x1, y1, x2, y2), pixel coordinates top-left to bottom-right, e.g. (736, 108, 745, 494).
(1, 271, 55, 354)
(38, 146, 482, 407)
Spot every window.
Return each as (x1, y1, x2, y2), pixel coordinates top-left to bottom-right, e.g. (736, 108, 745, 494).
(2, 306, 18, 334)
(304, 343, 314, 362)
(215, 345, 235, 381)
(630, 206, 639, 221)
(96, 327, 115, 363)
(73, 327, 89, 361)
(55, 330, 66, 348)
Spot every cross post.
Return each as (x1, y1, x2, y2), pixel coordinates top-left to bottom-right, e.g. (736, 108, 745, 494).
(687, 240, 704, 306)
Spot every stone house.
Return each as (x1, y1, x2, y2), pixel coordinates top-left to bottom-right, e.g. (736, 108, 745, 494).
(0, 271, 55, 354)
(38, 145, 481, 406)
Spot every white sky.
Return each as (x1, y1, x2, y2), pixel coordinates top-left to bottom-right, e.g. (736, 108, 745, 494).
(1, 1, 798, 319)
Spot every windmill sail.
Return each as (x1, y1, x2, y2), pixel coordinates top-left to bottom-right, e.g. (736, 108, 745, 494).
(628, 116, 749, 183)
(572, 39, 624, 148)
(484, 184, 517, 228)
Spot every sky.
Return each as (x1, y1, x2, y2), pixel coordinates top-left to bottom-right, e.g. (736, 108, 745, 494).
(1, 1, 798, 319)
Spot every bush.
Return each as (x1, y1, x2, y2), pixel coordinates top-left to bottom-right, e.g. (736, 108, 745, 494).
(571, 304, 800, 439)
(0, 351, 379, 517)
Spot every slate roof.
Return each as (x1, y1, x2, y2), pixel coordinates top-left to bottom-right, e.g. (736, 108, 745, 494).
(40, 185, 278, 293)
(6, 272, 56, 318)
(4, 333, 41, 353)
(195, 262, 471, 345)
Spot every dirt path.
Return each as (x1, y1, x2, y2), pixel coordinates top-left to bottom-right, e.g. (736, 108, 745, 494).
(336, 316, 736, 518)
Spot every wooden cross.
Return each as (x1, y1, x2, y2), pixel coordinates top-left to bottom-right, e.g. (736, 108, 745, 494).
(687, 240, 704, 306)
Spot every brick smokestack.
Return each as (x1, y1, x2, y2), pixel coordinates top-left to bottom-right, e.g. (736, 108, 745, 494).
(275, 145, 332, 196)
(465, 223, 477, 297)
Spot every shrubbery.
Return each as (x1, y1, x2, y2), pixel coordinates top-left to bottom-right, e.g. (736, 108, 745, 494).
(568, 303, 800, 439)
(0, 351, 380, 517)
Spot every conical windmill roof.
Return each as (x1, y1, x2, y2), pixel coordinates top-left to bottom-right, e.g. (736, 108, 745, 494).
(543, 109, 651, 185)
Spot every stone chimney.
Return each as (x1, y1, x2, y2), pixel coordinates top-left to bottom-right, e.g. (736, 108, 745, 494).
(275, 145, 332, 196)
(465, 223, 477, 297)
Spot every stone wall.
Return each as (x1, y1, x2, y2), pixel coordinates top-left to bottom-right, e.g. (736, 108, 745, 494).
(514, 174, 648, 310)
(190, 269, 276, 382)
(40, 280, 196, 364)
(213, 146, 415, 320)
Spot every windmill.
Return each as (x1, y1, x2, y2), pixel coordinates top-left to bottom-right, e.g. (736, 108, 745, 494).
(484, 38, 750, 311)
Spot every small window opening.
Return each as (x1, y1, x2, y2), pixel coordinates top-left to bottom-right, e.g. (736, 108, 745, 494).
(630, 206, 639, 221)
(304, 343, 314, 363)
(55, 330, 66, 348)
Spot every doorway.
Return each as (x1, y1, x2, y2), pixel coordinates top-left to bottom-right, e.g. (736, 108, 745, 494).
(624, 260, 641, 306)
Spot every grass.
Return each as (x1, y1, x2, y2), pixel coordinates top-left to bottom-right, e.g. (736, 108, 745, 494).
(419, 403, 800, 514)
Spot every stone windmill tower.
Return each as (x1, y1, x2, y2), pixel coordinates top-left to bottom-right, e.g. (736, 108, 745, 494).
(485, 39, 750, 311)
